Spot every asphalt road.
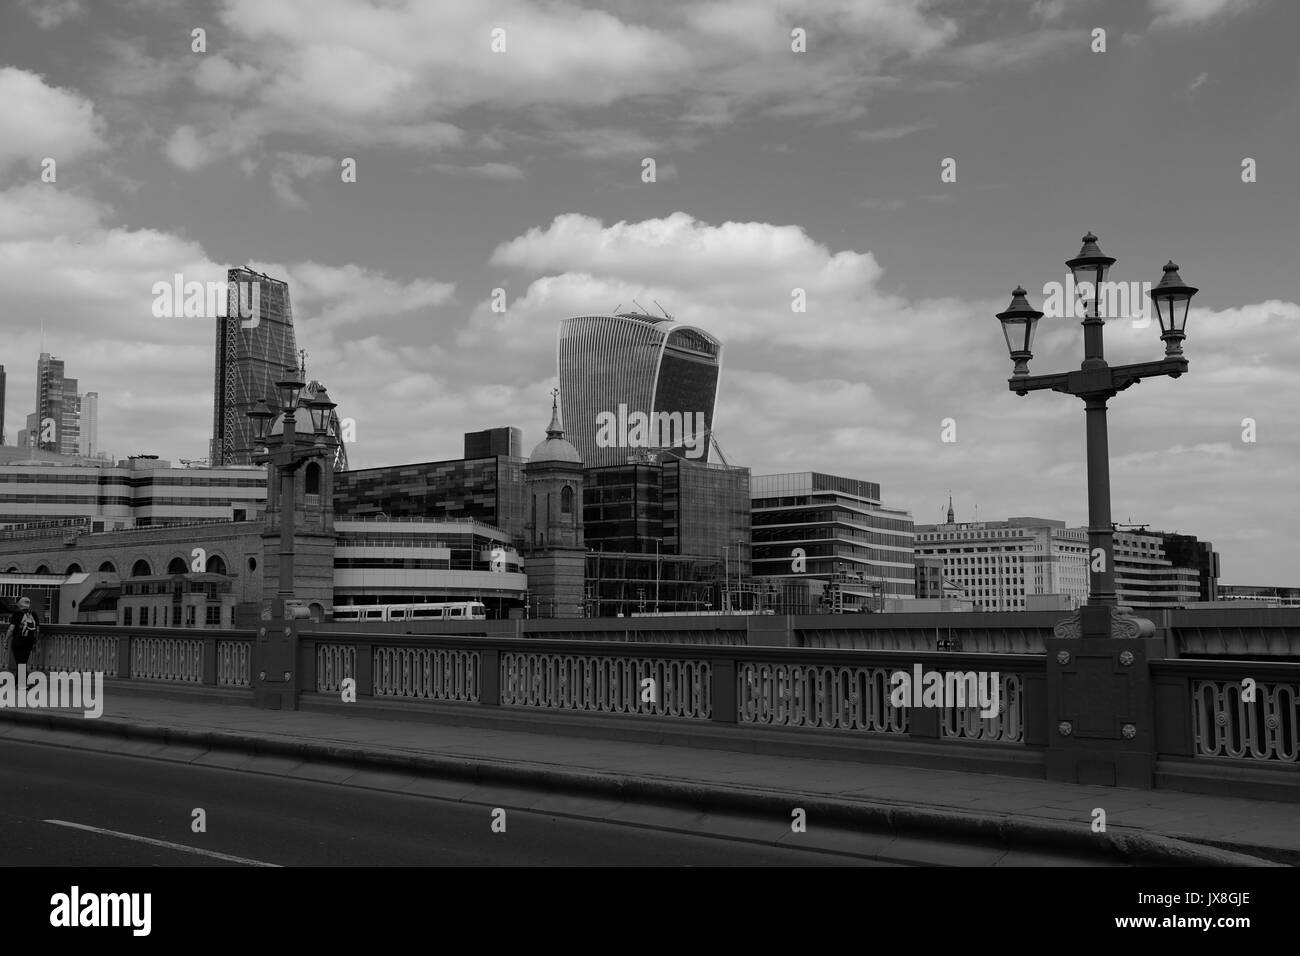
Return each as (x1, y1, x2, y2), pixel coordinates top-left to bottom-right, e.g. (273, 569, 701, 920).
(0, 739, 888, 866)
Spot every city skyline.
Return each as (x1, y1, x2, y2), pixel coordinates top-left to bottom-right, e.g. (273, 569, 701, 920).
(0, 0, 1296, 584)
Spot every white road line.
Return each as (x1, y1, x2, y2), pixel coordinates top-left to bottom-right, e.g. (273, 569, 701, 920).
(44, 820, 281, 867)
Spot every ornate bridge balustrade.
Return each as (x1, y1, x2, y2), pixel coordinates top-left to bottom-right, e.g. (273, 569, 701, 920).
(4, 625, 257, 687)
(299, 635, 1044, 751)
(1155, 659, 1300, 761)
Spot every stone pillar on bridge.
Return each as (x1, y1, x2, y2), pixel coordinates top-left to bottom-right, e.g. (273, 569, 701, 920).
(1044, 604, 1163, 788)
(254, 401, 337, 710)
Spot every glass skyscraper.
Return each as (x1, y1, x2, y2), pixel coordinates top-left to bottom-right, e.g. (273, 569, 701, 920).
(557, 313, 723, 468)
(210, 267, 299, 466)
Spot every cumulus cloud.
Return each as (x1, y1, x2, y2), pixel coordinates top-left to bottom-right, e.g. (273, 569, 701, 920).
(0, 68, 105, 177)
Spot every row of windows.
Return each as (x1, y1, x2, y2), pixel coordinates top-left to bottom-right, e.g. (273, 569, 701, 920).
(121, 605, 224, 626)
(752, 508, 913, 534)
(0, 473, 265, 487)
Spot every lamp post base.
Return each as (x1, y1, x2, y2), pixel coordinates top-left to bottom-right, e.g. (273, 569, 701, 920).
(1045, 620, 1164, 788)
(250, 603, 303, 711)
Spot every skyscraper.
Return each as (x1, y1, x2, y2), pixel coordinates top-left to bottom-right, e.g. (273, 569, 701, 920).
(557, 312, 723, 468)
(35, 353, 80, 455)
(210, 267, 299, 465)
(79, 391, 98, 458)
(0, 364, 6, 446)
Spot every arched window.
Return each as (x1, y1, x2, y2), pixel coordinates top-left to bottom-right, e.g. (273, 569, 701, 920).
(561, 485, 574, 515)
(35, 564, 51, 574)
(98, 561, 117, 575)
(131, 559, 152, 577)
(305, 462, 322, 496)
(167, 557, 188, 575)
(248, 557, 258, 572)
(206, 554, 227, 576)
(65, 563, 82, 574)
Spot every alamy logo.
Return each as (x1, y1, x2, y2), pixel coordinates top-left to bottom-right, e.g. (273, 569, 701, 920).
(594, 404, 706, 458)
(50, 886, 150, 936)
(151, 275, 261, 328)
(889, 665, 1000, 718)
(1041, 274, 1155, 327)
(0, 667, 103, 718)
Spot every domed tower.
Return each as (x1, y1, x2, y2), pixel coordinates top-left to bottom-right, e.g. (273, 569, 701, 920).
(524, 390, 585, 617)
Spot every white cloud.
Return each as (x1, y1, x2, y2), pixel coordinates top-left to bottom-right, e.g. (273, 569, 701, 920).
(164, 126, 211, 171)
(0, 68, 105, 177)
(1150, 0, 1262, 28)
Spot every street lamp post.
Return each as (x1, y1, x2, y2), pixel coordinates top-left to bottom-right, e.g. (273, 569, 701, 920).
(996, 233, 1197, 638)
(997, 233, 1199, 790)
(246, 371, 337, 710)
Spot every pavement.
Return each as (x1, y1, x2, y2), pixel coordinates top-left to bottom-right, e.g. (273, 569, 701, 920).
(1, 687, 1295, 867)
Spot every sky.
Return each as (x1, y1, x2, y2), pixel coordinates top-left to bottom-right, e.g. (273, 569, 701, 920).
(0, 0, 1296, 585)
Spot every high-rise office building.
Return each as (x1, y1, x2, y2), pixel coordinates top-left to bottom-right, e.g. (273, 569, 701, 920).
(78, 391, 99, 458)
(0, 364, 6, 445)
(210, 267, 299, 466)
(35, 353, 81, 456)
(557, 313, 723, 468)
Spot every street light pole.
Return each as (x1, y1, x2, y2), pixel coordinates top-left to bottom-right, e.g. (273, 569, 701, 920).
(997, 233, 1198, 636)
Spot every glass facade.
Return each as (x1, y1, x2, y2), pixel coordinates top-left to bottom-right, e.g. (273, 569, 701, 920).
(557, 314, 722, 468)
(583, 458, 751, 616)
(211, 269, 299, 466)
(332, 455, 528, 543)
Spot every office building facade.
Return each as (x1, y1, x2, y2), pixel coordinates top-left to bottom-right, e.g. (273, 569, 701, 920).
(557, 313, 723, 468)
(751, 472, 915, 612)
(36, 353, 81, 456)
(332, 440, 528, 543)
(210, 267, 299, 466)
(583, 456, 750, 615)
(78, 391, 98, 458)
(0, 457, 266, 531)
(914, 516, 1205, 610)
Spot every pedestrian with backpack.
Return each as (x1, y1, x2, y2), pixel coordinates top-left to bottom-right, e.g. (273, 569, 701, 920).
(5, 596, 42, 678)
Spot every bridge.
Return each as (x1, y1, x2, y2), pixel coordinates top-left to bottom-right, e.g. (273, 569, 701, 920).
(7, 608, 1298, 808)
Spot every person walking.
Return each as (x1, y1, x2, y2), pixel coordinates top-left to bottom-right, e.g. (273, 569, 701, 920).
(5, 596, 42, 679)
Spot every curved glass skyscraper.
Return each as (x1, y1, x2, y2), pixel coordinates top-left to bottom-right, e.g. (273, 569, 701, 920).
(557, 313, 723, 468)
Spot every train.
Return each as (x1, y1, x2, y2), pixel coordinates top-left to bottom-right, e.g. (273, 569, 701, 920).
(331, 601, 488, 623)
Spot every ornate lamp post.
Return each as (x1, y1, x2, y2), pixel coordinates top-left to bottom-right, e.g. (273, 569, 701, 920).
(996, 233, 1198, 638)
(997, 233, 1199, 789)
(246, 371, 338, 709)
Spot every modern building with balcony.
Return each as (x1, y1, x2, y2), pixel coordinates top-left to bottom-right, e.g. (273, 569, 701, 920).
(751, 472, 915, 613)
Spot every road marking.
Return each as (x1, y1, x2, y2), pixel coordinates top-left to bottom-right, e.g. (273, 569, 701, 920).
(44, 820, 280, 867)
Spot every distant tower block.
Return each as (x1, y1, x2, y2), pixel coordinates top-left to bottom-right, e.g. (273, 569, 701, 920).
(211, 268, 299, 466)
